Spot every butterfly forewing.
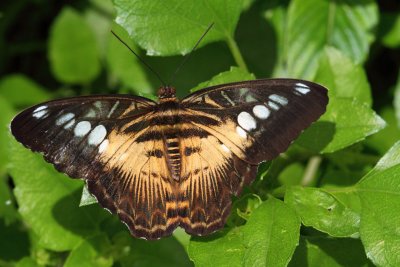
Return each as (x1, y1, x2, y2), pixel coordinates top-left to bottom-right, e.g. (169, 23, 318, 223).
(182, 79, 328, 164)
(11, 78, 328, 240)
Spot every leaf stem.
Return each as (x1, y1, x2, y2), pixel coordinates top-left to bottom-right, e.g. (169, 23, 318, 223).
(301, 156, 322, 186)
(226, 36, 249, 72)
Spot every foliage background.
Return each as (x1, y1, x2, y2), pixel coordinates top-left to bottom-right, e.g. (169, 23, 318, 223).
(1, 0, 400, 266)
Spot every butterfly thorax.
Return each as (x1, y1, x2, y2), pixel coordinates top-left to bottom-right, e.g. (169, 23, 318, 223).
(158, 85, 176, 100)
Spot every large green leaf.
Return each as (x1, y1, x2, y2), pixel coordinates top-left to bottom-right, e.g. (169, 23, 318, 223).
(285, 186, 360, 238)
(282, 0, 378, 79)
(9, 140, 106, 251)
(189, 228, 244, 267)
(357, 141, 400, 266)
(289, 237, 372, 267)
(113, 0, 243, 56)
(189, 198, 300, 267)
(315, 47, 372, 106)
(49, 7, 101, 84)
(297, 97, 386, 153)
(242, 198, 300, 267)
(0, 75, 50, 107)
(115, 232, 193, 267)
(64, 235, 113, 267)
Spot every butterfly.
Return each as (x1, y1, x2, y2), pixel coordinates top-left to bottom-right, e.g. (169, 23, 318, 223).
(11, 79, 328, 240)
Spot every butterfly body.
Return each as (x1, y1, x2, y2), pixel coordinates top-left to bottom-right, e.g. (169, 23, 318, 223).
(11, 79, 328, 240)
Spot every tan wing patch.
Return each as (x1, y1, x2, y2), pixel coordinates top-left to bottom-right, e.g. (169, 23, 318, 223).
(178, 126, 257, 236)
(88, 126, 179, 240)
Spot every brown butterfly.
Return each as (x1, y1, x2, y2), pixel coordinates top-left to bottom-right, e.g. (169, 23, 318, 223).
(11, 79, 328, 240)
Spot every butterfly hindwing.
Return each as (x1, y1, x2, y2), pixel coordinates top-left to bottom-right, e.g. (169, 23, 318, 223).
(178, 127, 257, 235)
(182, 79, 329, 164)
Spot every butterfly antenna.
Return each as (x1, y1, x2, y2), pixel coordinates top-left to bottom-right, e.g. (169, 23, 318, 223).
(168, 23, 214, 86)
(111, 30, 167, 87)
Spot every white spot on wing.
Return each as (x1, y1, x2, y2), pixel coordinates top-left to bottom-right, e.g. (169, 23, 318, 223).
(74, 121, 91, 137)
(237, 111, 257, 131)
(85, 109, 96, 118)
(107, 101, 120, 118)
(269, 94, 288, 106)
(236, 126, 247, 138)
(221, 91, 235, 106)
(295, 83, 311, 94)
(32, 105, 48, 119)
(268, 101, 280, 110)
(63, 119, 75, 129)
(56, 113, 75, 126)
(88, 125, 107, 145)
(296, 82, 309, 88)
(295, 87, 311, 95)
(33, 105, 47, 112)
(253, 105, 270, 119)
(245, 94, 258, 103)
(94, 101, 102, 109)
(99, 139, 109, 153)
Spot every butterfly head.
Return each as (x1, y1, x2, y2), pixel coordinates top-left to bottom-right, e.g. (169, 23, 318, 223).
(158, 86, 176, 100)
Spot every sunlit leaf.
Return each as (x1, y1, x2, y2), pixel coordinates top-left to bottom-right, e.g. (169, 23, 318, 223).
(113, 0, 243, 56)
(49, 7, 101, 84)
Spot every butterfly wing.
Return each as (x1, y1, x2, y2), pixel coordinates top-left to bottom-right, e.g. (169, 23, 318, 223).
(177, 124, 257, 235)
(182, 79, 328, 164)
(11, 95, 180, 239)
(176, 79, 328, 234)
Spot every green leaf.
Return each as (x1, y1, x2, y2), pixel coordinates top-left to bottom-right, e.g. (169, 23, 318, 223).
(366, 107, 400, 155)
(357, 141, 400, 266)
(0, 75, 50, 107)
(106, 23, 152, 94)
(79, 184, 98, 207)
(285, 186, 360, 237)
(0, 220, 30, 262)
(283, 0, 378, 79)
(0, 96, 14, 175)
(242, 198, 301, 267)
(289, 237, 372, 267)
(297, 97, 386, 153)
(9, 140, 106, 251)
(189, 228, 245, 267)
(190, 66, 254, 92)
(64, 235, 113, 267)
(114, 232, 192, 267)
(49, 7, 101, 84)
(113, 0, 243, 56)
(315, 47, 372, 106)
(381, 13, 400, 48)
(16, 257, 40, 267)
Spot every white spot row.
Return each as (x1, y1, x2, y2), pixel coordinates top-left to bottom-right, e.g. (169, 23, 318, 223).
(252, 105, 270, 119)
(268, 94, 288, 110)
(269, 94, 288, 106)
(295, 82, 310, 95)
(32, 105, 48, 119)
(56, 113, 75, 129)
(51, 110, 109, 153)
(237, 111, 257, 131)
